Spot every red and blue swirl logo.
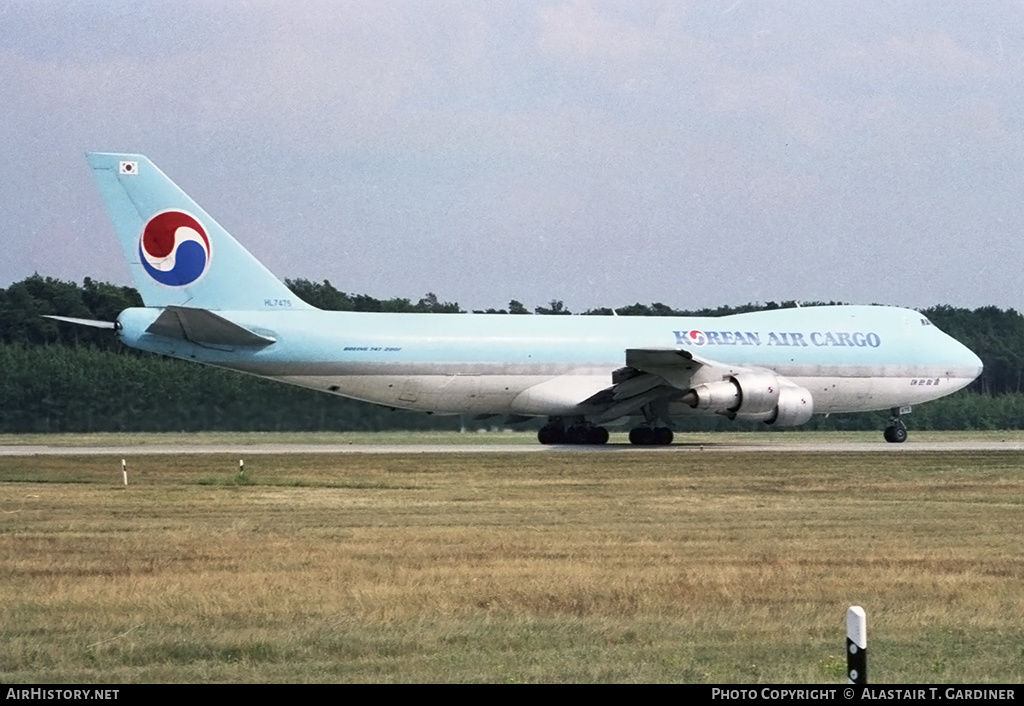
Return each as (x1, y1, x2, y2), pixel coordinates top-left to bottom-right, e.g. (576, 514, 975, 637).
(685, 329, 707, 346)
(138, 211, 211, 286)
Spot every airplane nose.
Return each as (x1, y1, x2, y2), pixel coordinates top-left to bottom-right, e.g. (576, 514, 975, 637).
(955, 339, 984, 383)
(967, 348, 984, 382)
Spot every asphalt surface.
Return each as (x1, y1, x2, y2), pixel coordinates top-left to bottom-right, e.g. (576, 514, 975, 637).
(1, 441, 1023, 455)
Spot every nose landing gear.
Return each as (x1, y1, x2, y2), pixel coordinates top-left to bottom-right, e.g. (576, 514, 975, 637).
(883, 407, 910, 443)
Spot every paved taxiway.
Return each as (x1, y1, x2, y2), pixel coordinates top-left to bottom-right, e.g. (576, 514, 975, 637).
(1, 441, 1022, 456)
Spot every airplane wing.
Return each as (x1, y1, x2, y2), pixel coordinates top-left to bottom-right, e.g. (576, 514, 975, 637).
(625, 348, 715, 387)
(585, 346, 813, 427)
(586, 347, 721, 424)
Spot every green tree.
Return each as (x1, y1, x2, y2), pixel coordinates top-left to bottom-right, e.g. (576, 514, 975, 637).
(535, 299, 571, 315)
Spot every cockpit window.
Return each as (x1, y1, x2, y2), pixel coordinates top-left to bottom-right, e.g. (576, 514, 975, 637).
(920, 317, 932, 326)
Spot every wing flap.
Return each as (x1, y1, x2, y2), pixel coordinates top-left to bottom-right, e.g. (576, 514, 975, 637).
(625, 347, 713, 389)
(592, 383, 679, 425)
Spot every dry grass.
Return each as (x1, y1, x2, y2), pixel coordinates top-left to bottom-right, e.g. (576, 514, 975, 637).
(1, 449, 1022, 683)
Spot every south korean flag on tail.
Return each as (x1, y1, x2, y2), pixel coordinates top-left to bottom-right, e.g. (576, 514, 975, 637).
(119, 161, 138, 175)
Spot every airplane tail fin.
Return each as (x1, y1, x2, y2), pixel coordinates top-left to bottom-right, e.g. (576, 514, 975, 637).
(86, 153, 313, 311)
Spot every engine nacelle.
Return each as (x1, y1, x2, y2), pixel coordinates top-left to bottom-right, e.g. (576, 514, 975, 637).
(765, 383, 814, 426)
(683, 370, 781, 417)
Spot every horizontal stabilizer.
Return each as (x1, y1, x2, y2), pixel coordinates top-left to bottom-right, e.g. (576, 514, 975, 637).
(43, 315, 117, 329)
(146, 306, 276, 348)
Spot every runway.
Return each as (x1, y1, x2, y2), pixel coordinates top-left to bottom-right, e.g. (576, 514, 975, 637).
(2, 440, 1023, 455)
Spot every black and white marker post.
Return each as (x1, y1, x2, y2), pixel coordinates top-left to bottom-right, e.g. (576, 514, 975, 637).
(847, 605, 867, 684)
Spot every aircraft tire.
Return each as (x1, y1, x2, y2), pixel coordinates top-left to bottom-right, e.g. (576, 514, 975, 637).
(562, 425, 610, 445)
(538, 425, 564, 445)
(629, 427, 653, 445)
(883, 425, 908, 443)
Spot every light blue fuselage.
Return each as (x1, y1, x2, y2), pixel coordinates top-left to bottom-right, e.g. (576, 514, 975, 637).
(117, 304, 982, 418)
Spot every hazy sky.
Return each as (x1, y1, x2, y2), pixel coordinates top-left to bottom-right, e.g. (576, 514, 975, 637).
(4, 1, 1024, 312)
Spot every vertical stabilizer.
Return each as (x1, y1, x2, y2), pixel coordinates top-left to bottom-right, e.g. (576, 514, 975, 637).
(86, 152, 313, 311)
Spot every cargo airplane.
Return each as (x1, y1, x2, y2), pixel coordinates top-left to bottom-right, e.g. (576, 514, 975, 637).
(55, 153, 983, 445)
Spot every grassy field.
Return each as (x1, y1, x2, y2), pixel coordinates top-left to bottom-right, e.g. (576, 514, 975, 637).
(1, 444, 1022, 683)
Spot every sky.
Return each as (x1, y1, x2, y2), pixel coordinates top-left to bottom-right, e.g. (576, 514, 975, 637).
(4, 1, 1024, 313)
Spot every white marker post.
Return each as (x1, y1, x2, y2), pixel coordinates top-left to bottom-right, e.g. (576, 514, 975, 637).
(121, 459, 128, 486)
(847, 605, 867, 684)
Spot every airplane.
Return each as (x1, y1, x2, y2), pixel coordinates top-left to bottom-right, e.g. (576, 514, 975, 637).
(53, 152, 983, 445)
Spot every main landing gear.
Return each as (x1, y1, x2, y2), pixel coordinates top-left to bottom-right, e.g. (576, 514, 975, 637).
(537, 417, 609, 445)
(628, 401, 674, 445)
(536, 410, 675, 446)
(883, 407, 909, 443)
(628, 425, 674, 446)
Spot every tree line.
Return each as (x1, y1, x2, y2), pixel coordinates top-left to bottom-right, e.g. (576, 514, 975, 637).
(2, 274, 1022, 433)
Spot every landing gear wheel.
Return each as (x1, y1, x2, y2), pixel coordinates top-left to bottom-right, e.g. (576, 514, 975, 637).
(628, 427, 649, 445)
(629, 426, 673, 446)
(883, 425, 908, 443)
(654, 427, 674, 445)
(538, 424, 564, 445)
(883, 407, 910, 443)
(539, 422, 608, 445)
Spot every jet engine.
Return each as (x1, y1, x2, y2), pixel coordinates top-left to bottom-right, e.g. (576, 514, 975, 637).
(764, 382, 814, 426)
(681, 370, 781, 416)
(681, 371, 814, 427)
